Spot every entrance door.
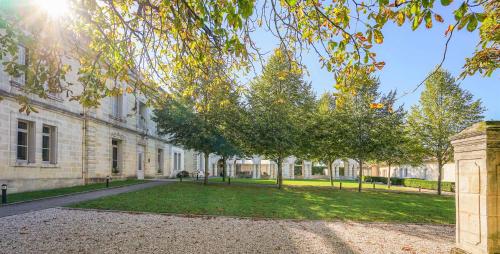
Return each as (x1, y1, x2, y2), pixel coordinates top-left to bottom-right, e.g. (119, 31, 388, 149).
(137, 145, 145, 180)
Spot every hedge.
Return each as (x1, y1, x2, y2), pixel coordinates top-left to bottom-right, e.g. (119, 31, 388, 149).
(363, 176, 403, 185)
(364, 176, 455, 192)
(402, 178, 455, 192)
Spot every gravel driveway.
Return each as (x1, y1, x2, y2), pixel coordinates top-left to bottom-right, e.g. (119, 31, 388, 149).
(0, 208, 454, 254)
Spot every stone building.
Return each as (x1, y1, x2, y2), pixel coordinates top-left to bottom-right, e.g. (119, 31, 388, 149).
(0, 45, 194, 193)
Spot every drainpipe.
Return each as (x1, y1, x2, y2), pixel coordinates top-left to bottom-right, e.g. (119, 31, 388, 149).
(81, 106, 88, 185)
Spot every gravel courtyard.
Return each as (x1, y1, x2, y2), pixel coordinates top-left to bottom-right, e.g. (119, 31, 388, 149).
(0, 208, 454, 254)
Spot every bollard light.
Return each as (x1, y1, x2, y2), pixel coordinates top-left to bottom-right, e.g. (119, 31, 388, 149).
(1, 184, 7, 204)
(106, 176, 110, 188)
(228, 176, 231, 185)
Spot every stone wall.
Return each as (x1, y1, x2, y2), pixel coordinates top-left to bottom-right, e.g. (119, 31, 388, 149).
(451, 121, 500, 254)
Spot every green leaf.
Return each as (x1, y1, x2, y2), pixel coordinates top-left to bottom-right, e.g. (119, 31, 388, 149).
(440, 0, 452, 6)
(238, 0, 254, 18)
(466, 15, 478, 32)
(412, 15, 423, 30)
(454, 2, 468, 21)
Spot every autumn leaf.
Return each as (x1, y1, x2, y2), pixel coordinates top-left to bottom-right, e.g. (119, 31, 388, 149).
(373, 30, 384, 44)
(425, 12, 433, 28)
(374, 61, 385, 70)
(434, 14, 444, 23)
(396, 12, 405, 26)
(369, 103, 384, 109)
(444, 24, 454, 36)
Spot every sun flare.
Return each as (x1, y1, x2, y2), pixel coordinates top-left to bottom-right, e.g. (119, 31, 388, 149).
(34, 0, 71, 18)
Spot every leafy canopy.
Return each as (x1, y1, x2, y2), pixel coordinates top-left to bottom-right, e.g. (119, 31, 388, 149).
(0, 0, 497, 112)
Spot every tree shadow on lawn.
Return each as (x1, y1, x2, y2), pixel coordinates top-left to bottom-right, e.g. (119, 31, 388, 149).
(70, 183, 454, 225)
(184, 184, 451, 224)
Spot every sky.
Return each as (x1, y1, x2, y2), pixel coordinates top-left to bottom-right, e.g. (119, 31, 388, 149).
(244, 4, 499, 120)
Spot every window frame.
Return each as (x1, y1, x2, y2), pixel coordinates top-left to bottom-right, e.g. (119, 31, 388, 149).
(11, 44, 27, 86)
(173, 152, 182, 171)
(111, 94, 123, 119)
(41, 125, 57, 164)
(137, 101, 147, 129)
(16, 120, 29, 161)
(111, 139, 120, 174)
(16, 120, 35, 163)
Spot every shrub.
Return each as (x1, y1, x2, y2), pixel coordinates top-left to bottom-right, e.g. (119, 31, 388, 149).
(402, 178, 455, 192)
(364, 176, 403, 185)
(236, 172, 252, 178)
(176, 171, 190, 178)
(312, 166, 325, 175)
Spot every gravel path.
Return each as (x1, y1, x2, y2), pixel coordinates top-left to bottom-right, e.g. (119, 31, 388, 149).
(0, 208, 454, 254)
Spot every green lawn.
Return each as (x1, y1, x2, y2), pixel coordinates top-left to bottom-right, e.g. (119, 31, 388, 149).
(70, 182, 455, 224)
(209, 177, 414, 191)
(4, 179, 146, 204)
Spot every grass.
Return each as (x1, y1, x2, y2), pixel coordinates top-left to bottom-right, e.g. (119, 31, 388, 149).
(70, 182, 455, 224)
(209, 177, 416, 192)
(4, 179, 146, 204)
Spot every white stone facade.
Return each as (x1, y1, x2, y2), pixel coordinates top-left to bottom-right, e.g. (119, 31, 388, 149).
(0, 60, 194, 193)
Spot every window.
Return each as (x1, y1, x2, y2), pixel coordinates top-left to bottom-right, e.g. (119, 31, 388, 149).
(42, 125, 57, 164)
(112, 139, 121, 173)
(173, 152, 181, 171)
(112, 95, 123, 118)
(157, 148, 164, 173)
(17, 120, 35, 162)
(138, 102, 147, 129)
(12, 45, 27, 86)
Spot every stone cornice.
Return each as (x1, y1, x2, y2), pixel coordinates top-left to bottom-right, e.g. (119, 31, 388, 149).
(451, 121, 500, 142)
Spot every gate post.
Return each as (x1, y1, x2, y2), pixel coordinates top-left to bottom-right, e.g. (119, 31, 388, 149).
(450, 121, 500, 254)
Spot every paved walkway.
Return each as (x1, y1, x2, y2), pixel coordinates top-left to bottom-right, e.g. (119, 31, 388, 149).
(0, 181, 171, 218)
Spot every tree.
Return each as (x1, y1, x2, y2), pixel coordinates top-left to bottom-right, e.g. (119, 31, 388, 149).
(310, 92, 347, 186)
(154, 53, 242, 185)
(337, 73, 402, 192)
(407, 68, 484, 195)
(0, 0, 496, 112)
(246, 48, 316, 188)
(377, 122, 425, 188)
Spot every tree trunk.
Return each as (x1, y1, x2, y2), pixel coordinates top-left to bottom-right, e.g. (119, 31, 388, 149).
(437, 159, 443, 195)
(387, 162, 391, 189)
(328, 160, 334, 187)
(358, 160, 363, 192)
(277, 158, 283, 189)
(222, 157, 227, 182)
(204, 152, 209, 185)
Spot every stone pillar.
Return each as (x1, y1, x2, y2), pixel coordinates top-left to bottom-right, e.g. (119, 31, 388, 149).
(227, 158, 236, 177)
(451, 121, 500, 254)
(284, 157, 296, 179)
(303, 161, 312, 179)
(252, 156, 262, 179)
